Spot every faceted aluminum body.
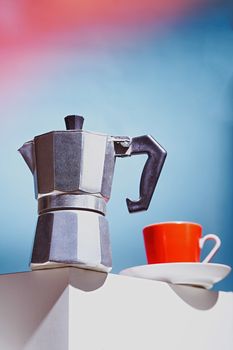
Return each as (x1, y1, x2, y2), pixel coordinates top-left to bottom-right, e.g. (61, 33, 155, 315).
(31, 210, 111, 272)
(32, 130, 115, 200)
(20, 127, 119, 273)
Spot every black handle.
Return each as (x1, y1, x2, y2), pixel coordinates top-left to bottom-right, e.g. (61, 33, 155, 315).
(126, 135, 167, 213)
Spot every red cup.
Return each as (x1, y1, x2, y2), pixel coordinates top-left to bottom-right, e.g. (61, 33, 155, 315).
(143, 221, 221, 264)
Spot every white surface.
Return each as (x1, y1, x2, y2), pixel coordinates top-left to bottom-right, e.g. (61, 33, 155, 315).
(120, 262, 231, 289)
(0, 268, 69, 350)
(0, 267, 232, 350)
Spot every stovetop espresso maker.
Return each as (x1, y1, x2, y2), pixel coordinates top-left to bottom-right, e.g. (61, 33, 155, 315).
(19, 115, 167, 272)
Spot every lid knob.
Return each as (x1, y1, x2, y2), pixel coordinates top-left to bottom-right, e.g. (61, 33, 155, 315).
(65, 115, 84, 130)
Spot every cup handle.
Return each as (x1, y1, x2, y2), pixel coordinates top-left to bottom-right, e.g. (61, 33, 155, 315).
(199, 234, 221, 263)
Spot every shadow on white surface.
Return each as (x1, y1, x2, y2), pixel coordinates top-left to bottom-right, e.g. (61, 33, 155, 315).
(169, 284, 219, 310)
(69, 267, 108, 291)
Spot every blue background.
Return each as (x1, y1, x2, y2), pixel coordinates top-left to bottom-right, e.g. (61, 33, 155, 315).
(0, 2, 232, 290)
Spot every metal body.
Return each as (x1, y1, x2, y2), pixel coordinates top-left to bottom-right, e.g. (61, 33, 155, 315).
(19, 115, 167, 272)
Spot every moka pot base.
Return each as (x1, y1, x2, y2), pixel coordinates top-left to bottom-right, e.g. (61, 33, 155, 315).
(31, 209, 112, 273)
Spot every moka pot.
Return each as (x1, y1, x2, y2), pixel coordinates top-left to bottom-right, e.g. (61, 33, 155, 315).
(19, 115, 167, 272)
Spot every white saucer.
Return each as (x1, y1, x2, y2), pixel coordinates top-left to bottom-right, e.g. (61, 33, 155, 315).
(119, 263, 231, 289)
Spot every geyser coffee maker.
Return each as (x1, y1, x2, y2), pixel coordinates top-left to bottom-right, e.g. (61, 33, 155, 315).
(19, 115, 167, 272)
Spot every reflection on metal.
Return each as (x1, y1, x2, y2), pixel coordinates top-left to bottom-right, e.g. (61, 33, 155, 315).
(38, 194, 107, 215)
